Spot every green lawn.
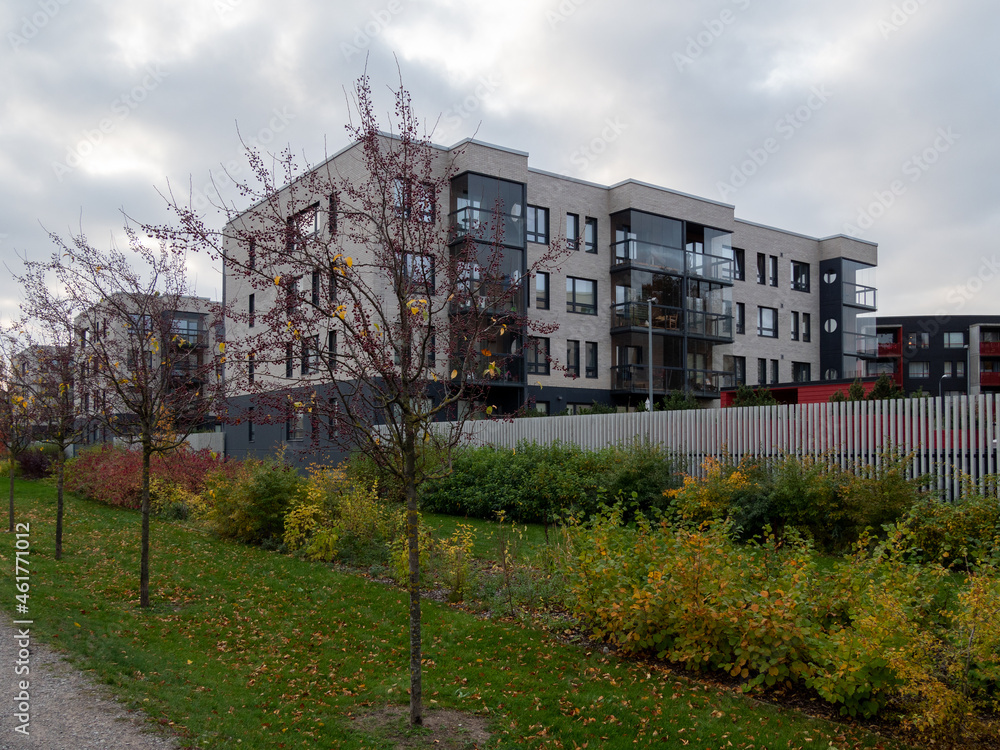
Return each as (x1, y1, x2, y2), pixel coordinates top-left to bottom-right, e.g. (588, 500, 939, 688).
(1, 479, 906, 749)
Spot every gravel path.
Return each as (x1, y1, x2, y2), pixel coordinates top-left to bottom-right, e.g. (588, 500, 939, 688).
(0, 617, 181, 750)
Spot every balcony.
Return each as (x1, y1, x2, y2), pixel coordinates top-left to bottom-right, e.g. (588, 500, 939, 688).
(449, 207, 524, 247)
(687, 368, 734, 395)
(611, 302, 683, 332)
(843, 282, 877, 310)
(686, 310, 733, 340)
(455, 354, 524, 385)
(611, 241, 733, 283)
(980, 341, 1000, 356)
(611, 365, 685, 394)
(844, 331, 879, 358)
(981, 372, 1000, 387)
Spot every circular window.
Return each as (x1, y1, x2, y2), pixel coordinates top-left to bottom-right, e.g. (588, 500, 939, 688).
(823, 270, 838, 284)
(824, 318, 838, 333)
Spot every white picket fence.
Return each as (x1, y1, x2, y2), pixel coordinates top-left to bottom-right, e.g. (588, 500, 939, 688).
(457, 395, 1000, 499)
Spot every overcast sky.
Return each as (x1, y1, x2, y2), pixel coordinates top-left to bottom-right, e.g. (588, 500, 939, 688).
(2, 0, 998, 322)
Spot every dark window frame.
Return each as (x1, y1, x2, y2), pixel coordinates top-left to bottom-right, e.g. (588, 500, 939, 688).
(526, 205, 549, 244)
(584, 217, 598, 254)
(585, 341, 598, 379)
(535, 271, 550, 310)
(567, 339, 580, 377)
(758, 306, 778, 338)
(566, 213, 580, 250)
(526, 337, 550, 376)
(791, 261, 810, 292)
(566, 276, 598, 315)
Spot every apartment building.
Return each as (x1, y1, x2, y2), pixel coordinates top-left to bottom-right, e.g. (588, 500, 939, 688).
(873, 315, 1000, 397)
(221, 137, 878, 455)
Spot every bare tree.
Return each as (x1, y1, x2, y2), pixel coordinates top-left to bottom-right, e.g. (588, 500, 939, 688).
(13, 288, 87, 559)
(0, 326, 41, 532)
(152, 76, 565, 724)
(20, 228, 224, 605)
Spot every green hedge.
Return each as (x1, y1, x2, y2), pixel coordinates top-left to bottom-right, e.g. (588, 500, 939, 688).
(418, 441, 683, 523)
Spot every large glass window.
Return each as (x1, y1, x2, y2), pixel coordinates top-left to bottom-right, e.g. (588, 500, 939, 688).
(792, 362, 811, 382)
(757, 358, 767, 385)
(526, 205, 549, 244)
(526, 337, 550, 375)
(535, 272, 550, 309)
(791, 261, 810, 292)
(758, 306, 778, 338)
(585, 342, 598, 378)
(450, 173, 525, 246)
(909, 361, 930, 378)
(567, 339, 580, 376)
(566, 213, 579, 250)
(944, 331, 966, 348)
(248, 294, 255, 328)
(584, 217, 598, 253)
(566, 277, 597, 315)
(907, 332, 930, 349)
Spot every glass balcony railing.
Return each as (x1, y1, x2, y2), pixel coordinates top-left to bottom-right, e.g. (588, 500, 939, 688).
(843, 282, 877, 310)
(686, 310, 733, 340)
(611, 241, 734, 283)
(449, 207, 525, 247)
(844, 331, 879, 358)
(610, 365, 685, 394)
(877, 341, 902, 356)
(453, 354, 524, 384)
(687, 368, 734, 394)
(610, 302, 684, 331)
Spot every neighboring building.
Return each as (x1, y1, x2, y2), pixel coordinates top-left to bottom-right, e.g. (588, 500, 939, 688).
(221, 137, 879, 455)
(873, 315, 1000, 397)
(74, 293, 221, 444)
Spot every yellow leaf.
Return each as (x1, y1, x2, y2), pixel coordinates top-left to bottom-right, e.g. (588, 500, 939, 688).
(450, 369, 458, 379)
(219, 342, 226, 352)
(486, 405, 493, 415)
(481, 349, 491, 357)
(274, 275, 281, 285)
(345, 256, 353, 267)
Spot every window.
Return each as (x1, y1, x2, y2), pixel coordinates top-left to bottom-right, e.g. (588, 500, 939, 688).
(302, 335, 319, 375)
(769, 255, 778, 287)
(907, 332, 930, 349)
(526, 337, 550, 375)
(943, 361, 953, 377)
(248, 407, 255, 443)
(566, 213, 579, 250)
(248, 240, 256, 270)
(733, 356, 746, 386)
(328, 192, 337, 236)
(735, 302, 745, 335)
(285, 343, 294, 378)
(770, 359, 779, 384)
(909, 361, 930, 378)
(802, 313, 811, 343)
(792, 362, 811, 382)
(535, 272, 550, 310)
(285, 276, 301, 315)
(791, 311, 800, 341)
(956, 361, 966, 377)
(585, 341, 598, 378)
(404, 253, 435, 294)
(756, 253, 766, 285)
(567, 340, 580, 377)
(757, 358, 767, 385)
(584, 217, 598, 254)
(733, 248, 745, 281)
(534, 401, 550, 415)
(791, 261, 810, 292)
(286, 411, 305, 442)
(328, 331, 337, 370)
(287, 204, 319, 253)
(526, 205, 549, 244)
(248, 294, 255, 327)
(248, 353, 255, 386)
(944, 332, 966, 348)
(758, 306, 778, 338)
(394, 179, 435, 222)
(566, 276, 597, 315)
(311, 271, 320, 306)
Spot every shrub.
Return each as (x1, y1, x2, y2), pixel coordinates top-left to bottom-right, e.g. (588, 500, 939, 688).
(905, 492, 1000, 567)
(65, 443, 232, 509)
(203, 456, 304, 545)
(18, 444, 60, 479)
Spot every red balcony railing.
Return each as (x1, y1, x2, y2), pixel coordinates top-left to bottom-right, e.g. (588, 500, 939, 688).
(980, 342, 1000, 356)
(980, 372, 1000, 387)
(878, 342, 902, 356)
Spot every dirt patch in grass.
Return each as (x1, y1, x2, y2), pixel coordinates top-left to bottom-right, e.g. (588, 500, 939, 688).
(352, 705, 491, 749)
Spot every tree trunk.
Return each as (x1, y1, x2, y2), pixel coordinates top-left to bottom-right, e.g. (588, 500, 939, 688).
(55, 451, 65, 560)
(7, 460, 14, 533)
(404, 439, 422, 726)
(140, 446, 151, 608)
